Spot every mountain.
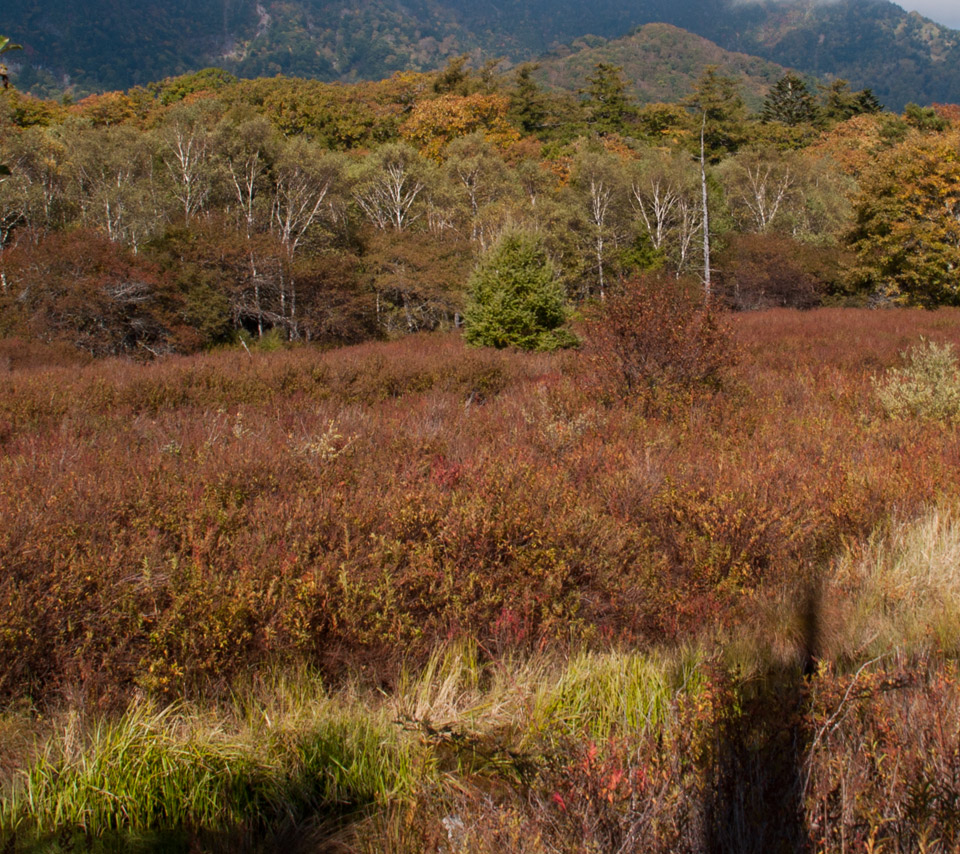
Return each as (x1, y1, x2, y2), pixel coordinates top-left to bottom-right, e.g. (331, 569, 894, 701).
(3, 0, 959, 108)
(533, 23, 791, 109)
(705, 0, 960, 110)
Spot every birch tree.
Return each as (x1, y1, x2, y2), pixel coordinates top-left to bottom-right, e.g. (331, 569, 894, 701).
(571, 149, 629, 300)
(71, 125, 156, 250)
(271, 140, 338, 257)
(630, 151, 703, 278)
(159, 106, 218, 223)
(217, 117, 275, 238)
(717, 147, 796, 233)
(353, 143, 428, 232)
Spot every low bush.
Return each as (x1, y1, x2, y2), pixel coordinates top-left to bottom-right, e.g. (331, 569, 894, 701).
(1, 310, 960, 710)
(585, 274, 733, 407)
(873, 337, 960, 421)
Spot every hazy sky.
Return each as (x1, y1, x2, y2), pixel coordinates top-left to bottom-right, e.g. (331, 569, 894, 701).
(901, 1, 960, 29)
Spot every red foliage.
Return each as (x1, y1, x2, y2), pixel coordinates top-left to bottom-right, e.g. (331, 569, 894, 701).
(1, 229, 185, 357)
(1, 310, 960, 707)
(585, 274, 733, 407)
(715, 232, 852, 310)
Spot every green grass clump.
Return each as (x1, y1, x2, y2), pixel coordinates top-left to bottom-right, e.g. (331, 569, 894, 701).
(1, 695, 420, 843)
(2, 705, 254, 836)
(530, 648, 705, 741)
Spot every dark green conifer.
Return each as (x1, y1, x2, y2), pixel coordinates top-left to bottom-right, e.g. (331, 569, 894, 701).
(821, 79, 884, 122)
(684, 66, 748, 159)
(855, 88, 883, 115)
(511, 64, 547, 133)
(463, 233, 577, 351)
(761, 73, 819, 126)
(583, 62, 631, 135)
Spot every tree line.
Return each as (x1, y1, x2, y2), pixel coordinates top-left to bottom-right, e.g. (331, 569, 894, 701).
(0, 56, 956, 358)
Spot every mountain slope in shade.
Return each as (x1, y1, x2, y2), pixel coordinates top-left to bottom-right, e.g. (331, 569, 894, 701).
(5, 0, 259, 92)
(2, 0, 959, 108)
(708, 0, 960, 110)
(534, 23, 792, 109)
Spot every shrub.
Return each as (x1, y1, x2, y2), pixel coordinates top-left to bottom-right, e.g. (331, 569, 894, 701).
(873, 338, 960, 422)
(463, 232, 577, 352)
(586, 274, 732, 405)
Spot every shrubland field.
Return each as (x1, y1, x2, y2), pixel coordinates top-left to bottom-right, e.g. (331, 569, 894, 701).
(3, 306, 960, 851)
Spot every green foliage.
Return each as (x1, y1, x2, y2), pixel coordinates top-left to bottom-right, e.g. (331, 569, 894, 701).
(873, 338, 960, 422)
(761, 73, 818, 126)
(150, 67, 239, 105)
(510, 63, 548, 133)
(684, 66, 750, 159)
(820, 79, 883, 123)
(617, 232, 667, 275)
(582, 62, 632, 135)
(463, 232, 577, 351)
(2, 697, 416, 840)
(0, 35, 21, 90)
(903, 102, 948, 132)
(433, 54, 471, 95)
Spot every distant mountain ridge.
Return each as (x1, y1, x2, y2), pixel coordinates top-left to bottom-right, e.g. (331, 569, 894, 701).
(3, 0, 959, 108)
(534, 23, 792, 109)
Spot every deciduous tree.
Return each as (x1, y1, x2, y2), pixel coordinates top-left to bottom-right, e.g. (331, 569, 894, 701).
(400, 93, 519, 162)
(353, 143, 429, 231)
(848, 131, 960, 306)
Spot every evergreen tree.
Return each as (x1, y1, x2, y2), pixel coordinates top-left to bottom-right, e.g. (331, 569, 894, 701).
(821, 79, 883, 122)
(903, 102, 948, 132)
(684, 67, 748, 159)
(463, 232, 577, 351)
(583, 63, 631, 135)
(433, 55, 470, 95)
(761, 73, 818, 126)
(855, 88, 883, 115)
(511, 64, 547, 133)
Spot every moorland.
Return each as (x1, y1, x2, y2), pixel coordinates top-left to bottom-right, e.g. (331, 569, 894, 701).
(3, 306, 960, 851)
(3, 46, 960, 853)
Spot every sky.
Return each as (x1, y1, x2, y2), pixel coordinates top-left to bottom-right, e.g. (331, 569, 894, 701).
(900, 1, 960, 28)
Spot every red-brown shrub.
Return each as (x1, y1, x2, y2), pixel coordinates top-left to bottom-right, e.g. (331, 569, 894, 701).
(2, 311, 960, 705)
(585, 275, 733, 408)
(715, 233, 851, 310)
(1, 230, 186, 358)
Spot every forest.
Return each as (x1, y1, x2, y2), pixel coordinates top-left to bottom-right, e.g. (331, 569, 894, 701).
(5, 56, 960, 852)
(2, 58, 956, 363)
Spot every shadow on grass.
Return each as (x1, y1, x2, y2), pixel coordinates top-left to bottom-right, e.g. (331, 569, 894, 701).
(702, 585, 819, 854)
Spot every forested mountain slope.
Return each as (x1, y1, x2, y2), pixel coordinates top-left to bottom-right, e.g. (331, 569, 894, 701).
(2, 0, 958, 109)
(534, 23, 790, 109)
